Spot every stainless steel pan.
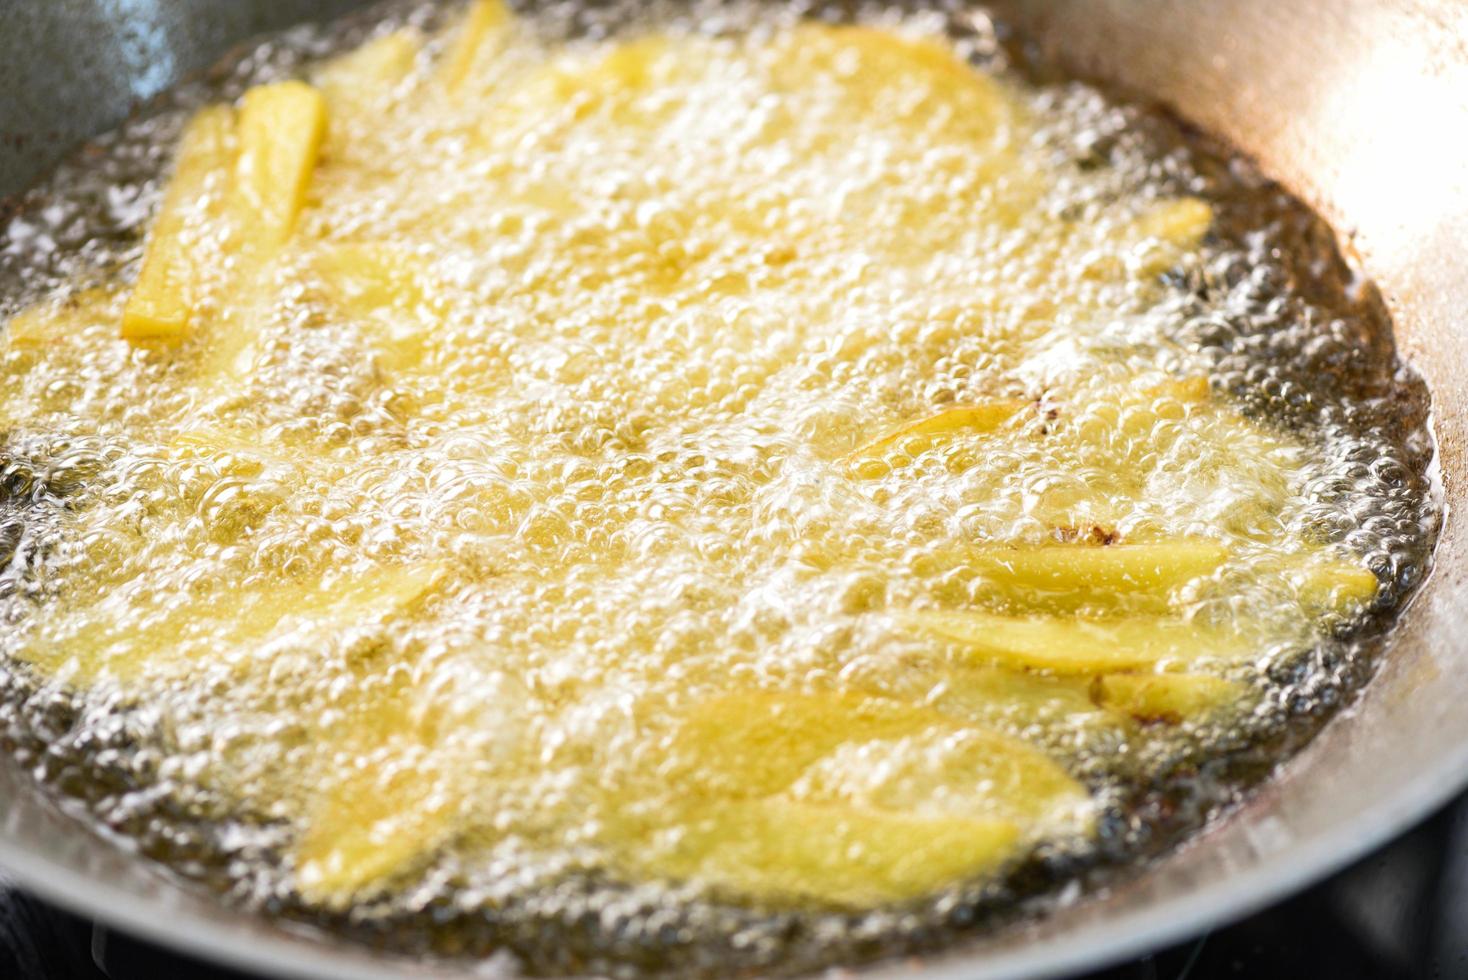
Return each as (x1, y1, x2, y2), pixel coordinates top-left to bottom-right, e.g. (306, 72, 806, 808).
(2, 1, 1466, 977)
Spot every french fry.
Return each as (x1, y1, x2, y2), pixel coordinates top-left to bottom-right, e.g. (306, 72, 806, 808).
(613, 688, 1087, 904)
(1124, 197, 1213, 278)
(316, 30, 422, 164)
(1132, 197, 1213, 247)
(969, 539, 1228, 596)
(926, 664, 1122, 736)
(640, 799, 1020, 906)
(234, 81, 328, 250)
(190, 80, 327, 384)
(1294, 556, 1380, 615)
(310, 243, 445, 370)
(8, 286, 121, 348)
(898, 610, 1253, 674)
(848, 400, 1028, 477)
(17, 563, 443, 685)
(294, 746, 459, 904)
(317, 29, 421, 98)
(667, 690, 943, 799)
(121, 106, 236, 341)
(792, 723, 1093, 830)
(778, 24, 1010, 144)
(441, 0, 512, 93)
(1096, 672, 1247, 722)
(1143, 375, 1211, 403)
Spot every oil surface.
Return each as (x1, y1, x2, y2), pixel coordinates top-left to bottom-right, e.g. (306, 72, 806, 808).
(0, 0, 1439, 976)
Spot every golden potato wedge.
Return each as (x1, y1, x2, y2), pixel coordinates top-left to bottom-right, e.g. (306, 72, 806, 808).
(121, 105, 236, 341)
(1295, 557, 1380, 615)
(642, 799, 1020, 907)
(441, 0, 512, 93)
(1097, 672, 1248, 722)
(310, 243, 446, 370)
(318, 29, 421, 97)
(970, 539, 1229, 596)
(17, 563, 443, 685)
(234, 81, 328, 249)
(295, 750, 459, 904)
(8, 286, 122, 349)
(1132, 197, 1213, 248)
(849, 400, 1029, 477)
(898, 610, 1254, 674)
(667, 689, 950, 799)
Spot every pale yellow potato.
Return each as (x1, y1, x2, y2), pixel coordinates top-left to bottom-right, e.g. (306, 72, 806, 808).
(1144, 375, 1211, 403)
(7, 286, 121, 348)
(637, 800, 1019, 907)
(608, 689, 1086, 905)
(310, 243, 446, 370)
(17, 563, 443, 685)
(968, 539, 1229, 596)
(121, 106, 236, 341)
(925, 664, 1123, 737)
(234, 81, 328, 249)
(440, 0, 513, 93)
(1295, 557, 1380, 614)
(791, 726, 1093, 832)
(317, 29, 421, 97)
(295, 742, 460, 905)
(898, 610, 1255, 674)
(774, 23, 1011, 146)
(664, 690, 951, 799)
(1096, 672, 1248, 722)
(848, 400, 1030, 477)
(1132, 197, 1214, 246)
(1123, 198, 1214, 278)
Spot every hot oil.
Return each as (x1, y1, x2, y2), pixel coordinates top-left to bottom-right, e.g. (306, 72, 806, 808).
(0, 0, 1440, 975)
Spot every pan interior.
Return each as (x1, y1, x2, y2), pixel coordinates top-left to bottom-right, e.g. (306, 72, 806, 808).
(0, 1, 1444, 977)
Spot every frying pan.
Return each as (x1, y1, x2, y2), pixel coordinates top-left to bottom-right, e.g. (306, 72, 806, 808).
(1, 1, 1466, 977)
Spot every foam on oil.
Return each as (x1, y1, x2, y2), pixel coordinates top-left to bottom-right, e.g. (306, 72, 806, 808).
(0, 0, 1439, 975)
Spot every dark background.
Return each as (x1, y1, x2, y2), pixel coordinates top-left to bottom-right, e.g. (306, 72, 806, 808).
(5, 795, 1468, 980)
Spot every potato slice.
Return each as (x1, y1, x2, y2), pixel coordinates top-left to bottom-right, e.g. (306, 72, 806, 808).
(1143, 375, 1210, 403)
(667, 689, 949, 799)
(318, 29, 421, 97)
(792, 725, 1093, 832)
(8, 286, 122, 349)
(1132, 197, 1214, 247)
(1124, 197, 1213, 278)
(777, 24, 1010, 145)
(926, 664, 1123, 737)
(969, 539, 1228, 597)
(898, 610, 1254, 674)
(310, 243, 446, 370)
(616, 688, 1087, 906)
(1097, 672, 1247, 723)
(18, 563, 443, 686)
(1295, 557, 1380, 615)
(441, 0, 512, 93)
(848, 400, 1028, 477)
(121, 105, 236, 341)
(234, 81, 328, 249)
(295, 746, 459, 905)
(645, 799, 1020, 907)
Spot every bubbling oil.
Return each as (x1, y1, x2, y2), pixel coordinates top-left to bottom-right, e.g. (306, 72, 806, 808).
(0, 0, 1439, 975)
